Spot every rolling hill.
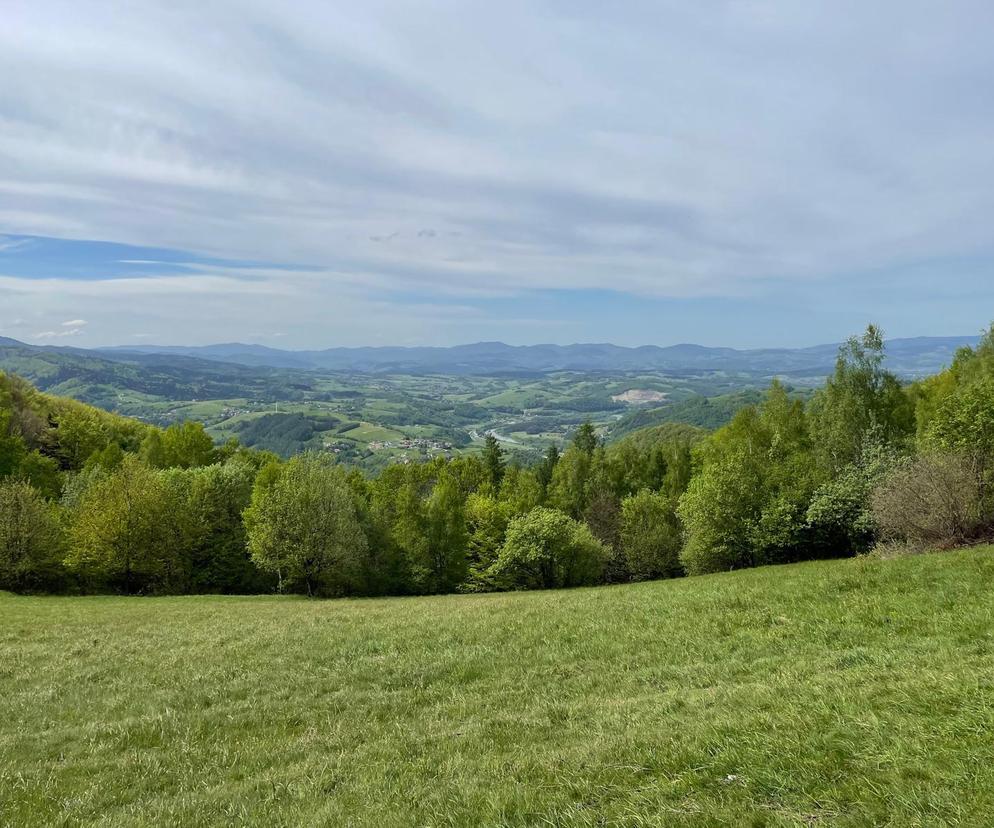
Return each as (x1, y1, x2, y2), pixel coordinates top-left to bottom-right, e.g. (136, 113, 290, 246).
(99, 335, 978, 377)
(1, 334, 979, 388)
(0, 337, 318, 407)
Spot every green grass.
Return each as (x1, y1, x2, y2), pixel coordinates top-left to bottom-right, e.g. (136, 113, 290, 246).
(342, 422, 406, 442)
(3, 549, 994, 826)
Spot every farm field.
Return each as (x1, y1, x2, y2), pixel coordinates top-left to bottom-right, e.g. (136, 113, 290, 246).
(3, 547, 994, 826)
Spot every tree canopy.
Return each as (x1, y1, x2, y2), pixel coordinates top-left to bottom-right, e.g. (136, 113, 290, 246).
(4, 323, 994, 597)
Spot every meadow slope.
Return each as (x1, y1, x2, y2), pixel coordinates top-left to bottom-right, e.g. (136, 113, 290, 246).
(2, 548, 994, 826)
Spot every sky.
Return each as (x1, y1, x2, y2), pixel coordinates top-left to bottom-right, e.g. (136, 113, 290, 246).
(1, 1, 993, 349)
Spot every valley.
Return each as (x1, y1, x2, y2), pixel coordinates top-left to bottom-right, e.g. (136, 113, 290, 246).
(0, 334, 970, 470)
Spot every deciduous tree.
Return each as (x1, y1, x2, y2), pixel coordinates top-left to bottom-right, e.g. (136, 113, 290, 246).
(491, 507, 607, 589)
(65, 456, 186, 593)
(0, 479, 65, 591)
(808, 325, 913, 473)
(244, 453, 368, 596)
(620, 489, 682, 580)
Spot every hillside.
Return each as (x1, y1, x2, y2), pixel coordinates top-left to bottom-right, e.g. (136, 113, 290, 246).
(0, 337, 313, 406)
(608, 390, 767, 438)
(3, 548, 994, 825)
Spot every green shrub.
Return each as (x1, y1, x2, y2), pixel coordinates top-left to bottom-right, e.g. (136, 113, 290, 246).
(806, 441, 900, 555)
(491, 507, 607, 590)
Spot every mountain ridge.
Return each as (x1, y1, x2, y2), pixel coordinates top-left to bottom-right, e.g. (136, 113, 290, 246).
(91, 335, 978, 376)
(0, 334, 979, 378)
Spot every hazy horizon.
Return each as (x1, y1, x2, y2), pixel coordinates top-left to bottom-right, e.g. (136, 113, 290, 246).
(2, 328, 982, 355)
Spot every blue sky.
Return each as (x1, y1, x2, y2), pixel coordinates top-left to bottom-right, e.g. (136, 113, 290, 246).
(1, 2, 993, 348)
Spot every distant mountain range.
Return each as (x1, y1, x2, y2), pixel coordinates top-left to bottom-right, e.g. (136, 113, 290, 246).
(0, 334, 979, 380)
(95, 336, 978, 378)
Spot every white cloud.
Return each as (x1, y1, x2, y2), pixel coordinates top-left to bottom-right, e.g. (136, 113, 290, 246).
(35, 327, 83, 338)
(1, 269, 529, 348)
(1, 2, 993, 344)
(61, 318, 87, 327)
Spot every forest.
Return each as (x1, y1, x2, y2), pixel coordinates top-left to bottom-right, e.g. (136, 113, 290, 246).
(2, 324, 993, 598)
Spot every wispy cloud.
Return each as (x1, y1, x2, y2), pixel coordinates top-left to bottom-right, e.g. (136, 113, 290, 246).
(1, 2, 993, 346)
(0, 235, 36, 253)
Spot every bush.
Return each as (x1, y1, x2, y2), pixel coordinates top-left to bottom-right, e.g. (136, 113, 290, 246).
(872, 453, 988, 550)
(491, 507, 607, 590)
(805, 441, 899, 555)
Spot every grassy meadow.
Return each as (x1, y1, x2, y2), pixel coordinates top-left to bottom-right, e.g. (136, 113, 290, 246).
(3, 548, 994, 826)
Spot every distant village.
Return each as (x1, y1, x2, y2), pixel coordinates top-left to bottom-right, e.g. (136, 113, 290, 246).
(367, 437, 453, 452)
(324, 435, 455, 465)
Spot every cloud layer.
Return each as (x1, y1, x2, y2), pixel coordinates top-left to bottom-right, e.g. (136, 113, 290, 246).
(2, 1, 993, 346)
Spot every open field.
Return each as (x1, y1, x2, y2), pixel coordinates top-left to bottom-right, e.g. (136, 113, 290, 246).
(3, 548, 994, 826)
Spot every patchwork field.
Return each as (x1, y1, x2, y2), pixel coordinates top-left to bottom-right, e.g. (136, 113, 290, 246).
(3, 548, 994, 826)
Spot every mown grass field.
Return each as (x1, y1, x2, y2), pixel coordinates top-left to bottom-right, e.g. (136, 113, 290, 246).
(3, 549, 994, 826)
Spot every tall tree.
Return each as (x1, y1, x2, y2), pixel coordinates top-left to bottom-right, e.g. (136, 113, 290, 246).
(347, 470, 409, 596)
(679, 382, 821, 574)
(0, 407, 26, 479)
(424, 471, 469, 593)
(482, 434, 506, 491)
(184, 460, 273, 593)
(924, 376, 994, 500)
(498, 465, 543, 515)
(535, 444, 560, 494)
(583, 447, 622, 555)
(808, 325, 913, 473)
(464, 492, 511, 591)
(547, 446, 594, 519)
(620, 489, 683, 581)
(573, 421, 599, 456)
(170, 421, 216, 468)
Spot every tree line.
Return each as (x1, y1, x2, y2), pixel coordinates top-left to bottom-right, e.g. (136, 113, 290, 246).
(2, 324, 994, 597)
